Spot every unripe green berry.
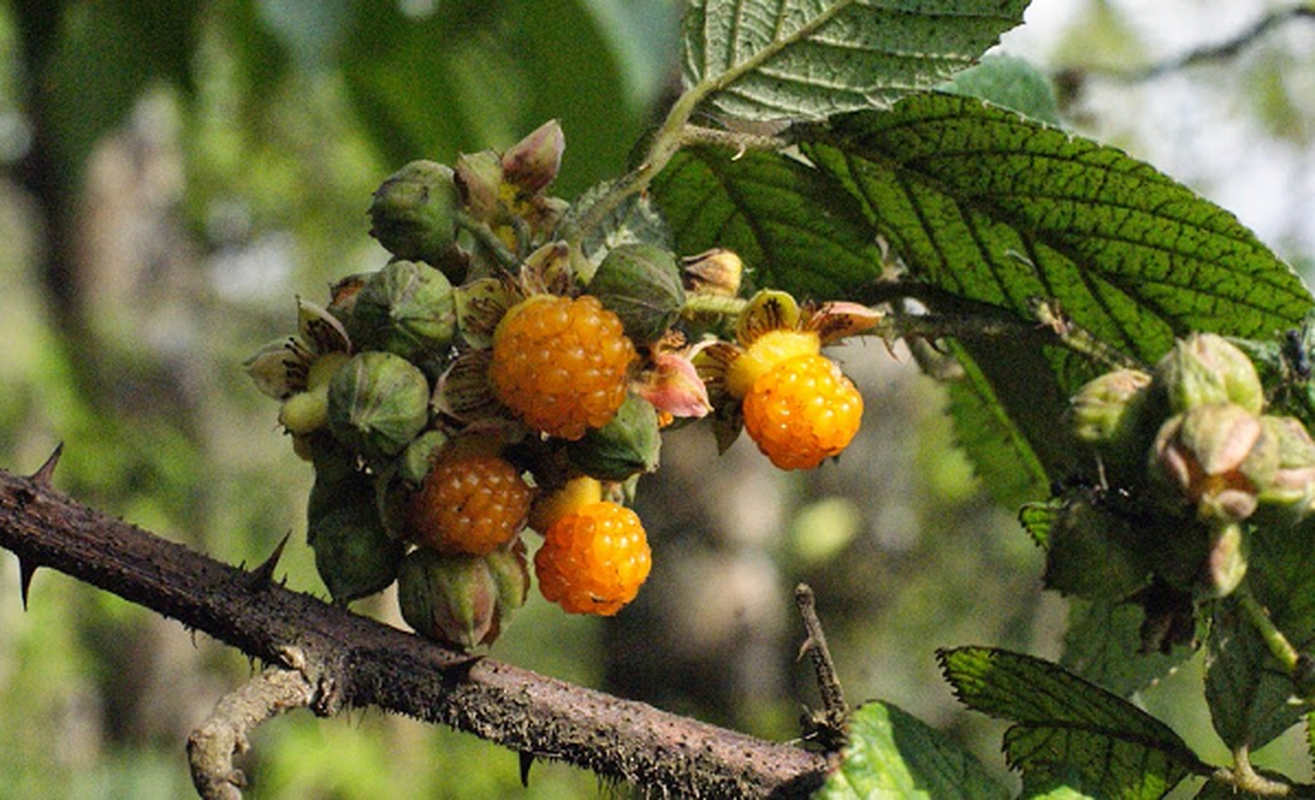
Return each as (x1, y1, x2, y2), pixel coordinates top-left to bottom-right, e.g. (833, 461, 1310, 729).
(368, 160, 460, 264)
(327, 352, 431, 461)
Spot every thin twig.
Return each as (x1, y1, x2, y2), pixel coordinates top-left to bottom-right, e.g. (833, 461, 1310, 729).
(795, 584, 849, 750)
(186, 647, 318, 800)
(1096, 7, 1315, 83)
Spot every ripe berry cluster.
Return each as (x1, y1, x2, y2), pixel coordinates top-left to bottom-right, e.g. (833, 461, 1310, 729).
(245, 121, 879, 650)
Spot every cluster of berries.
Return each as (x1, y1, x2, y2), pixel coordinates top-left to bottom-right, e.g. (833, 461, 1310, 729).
(245, 121, 878, 650)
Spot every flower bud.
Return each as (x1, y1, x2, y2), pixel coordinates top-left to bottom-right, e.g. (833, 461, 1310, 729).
(501, 119, 564, 194)
(1155, 333, 1265, 415)
(1252, 415, 1315, 519)
(589, 243, 686, 344)
(683, 249, 743, 298)
(1203, 521, 1247, 598)
(368, 160, 460, 264)
(350, 260, 456, 362)
(567, 393, 661, 480)
(1150, 403, 1263, 521)
(327, 352, 431, 461)
(310, 486, 405, 604)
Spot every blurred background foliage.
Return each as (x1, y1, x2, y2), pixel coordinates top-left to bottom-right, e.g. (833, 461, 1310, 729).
(1, 0, 1314, 797)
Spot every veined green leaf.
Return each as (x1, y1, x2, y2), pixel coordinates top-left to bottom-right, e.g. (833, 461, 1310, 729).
(682, 0, 1030, 121)
(815, 701, 1009, 799)
(1206, 521, 1315, 751)
(1060, 599, 1197, 700)
(939, 646, 1209, 798)
(802, 93, 1312, 385)
(938, 53, 1061, 125)
(800, 93, 1311, 481)
(945, 340, 1052, 508)
(652, 147, 881, 299)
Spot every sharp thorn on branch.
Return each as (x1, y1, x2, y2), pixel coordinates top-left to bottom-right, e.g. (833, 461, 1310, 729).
(244, 532, 291, 592)
(519, 751, 534, 787)
(18, 558, 38, 611)
(29, 442, 64, 487)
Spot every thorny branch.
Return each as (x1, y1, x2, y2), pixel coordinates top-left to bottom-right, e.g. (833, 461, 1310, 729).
(0, 451, 828, 799)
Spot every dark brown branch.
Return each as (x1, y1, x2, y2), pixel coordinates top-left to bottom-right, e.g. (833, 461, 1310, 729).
(0, 460, 828, 799)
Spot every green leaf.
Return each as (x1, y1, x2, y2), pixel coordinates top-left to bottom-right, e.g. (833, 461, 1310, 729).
(946, 341, 1052, 508)
(802, 93, 1312, 382)
(939, 646, 1209, 798)
(815, 701, 1009, 799)
(801, 93, 1312, 479)
(1205, 522, 1315, 751)
(651, 147, 881, 298)
(1061, 599, 1197, 699)
(938, 53, 1061, 125)
(682, 0, 1030, 121)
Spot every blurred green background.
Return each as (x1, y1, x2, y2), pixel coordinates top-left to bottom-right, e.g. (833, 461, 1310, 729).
(2, 1, 1315, 797)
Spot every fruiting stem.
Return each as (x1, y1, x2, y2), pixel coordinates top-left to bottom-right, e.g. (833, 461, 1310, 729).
(455, 211, 520, 271)
(1236, 584, 1300, 672)
(795, 583, 848, 748)
(682, 292, 747, 320)
(1212, 746, 1297, 796)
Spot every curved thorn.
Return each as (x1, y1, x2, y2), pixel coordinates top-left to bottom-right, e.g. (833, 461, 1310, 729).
(19, 559, 38, 610)
(244, 532, 291, 592)
(519, 751, 535, 788)
(30, 443, 64, 487)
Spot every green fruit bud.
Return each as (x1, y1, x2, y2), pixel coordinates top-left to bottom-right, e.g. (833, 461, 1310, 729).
(486, 540, 530, 616)
(310, 487, 405, 604)
(398, 429, 451, 485)
(589, 244, 686, 344)
(368, 160, 460, 264)
(1155, 332, 1265, 415)
(567, 393, 661, 480)
(350, 260, 456, 361)
(328, 352, 431, 461)
(1070, 369, 1153, 446)
(398, 548, 498, 650)
(279, 384, 330, 435)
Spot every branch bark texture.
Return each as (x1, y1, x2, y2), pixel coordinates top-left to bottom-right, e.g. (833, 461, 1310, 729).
(0, 461, 828, 798)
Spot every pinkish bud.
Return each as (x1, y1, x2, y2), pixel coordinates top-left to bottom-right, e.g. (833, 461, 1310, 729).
(501, 119, 564, 194)
(1150, 404, 1264, 521)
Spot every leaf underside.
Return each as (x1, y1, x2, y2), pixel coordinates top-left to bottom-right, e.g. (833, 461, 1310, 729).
(683, 0, 1031, 121)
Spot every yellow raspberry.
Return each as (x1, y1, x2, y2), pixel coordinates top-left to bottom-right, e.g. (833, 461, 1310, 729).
(741, 353, 863, 470)
(407, 453, 532, 555)
(725, 329, 820, 399)
(534, 501, 651, 616)
(490, 295, 637, 440)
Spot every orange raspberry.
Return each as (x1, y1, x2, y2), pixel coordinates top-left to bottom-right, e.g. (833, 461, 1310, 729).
(407, 453, 532, 555)
(534, 501, 651, 616)
(490, 295, 637, 440)
(741, 353, 863, 470)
